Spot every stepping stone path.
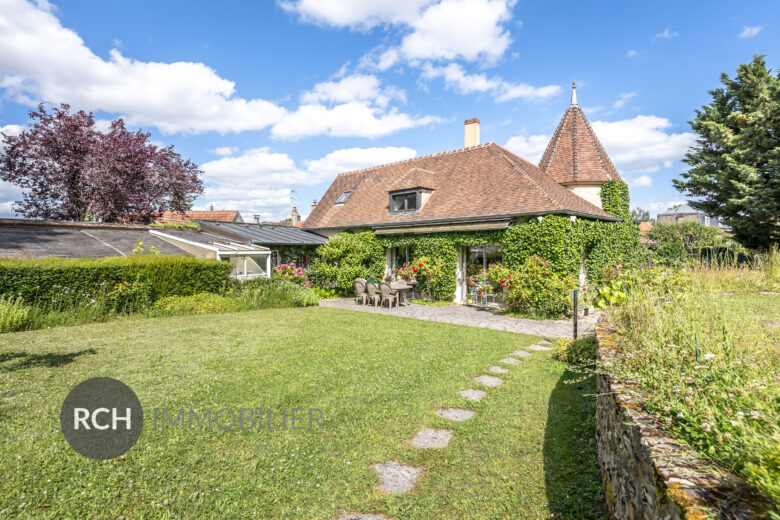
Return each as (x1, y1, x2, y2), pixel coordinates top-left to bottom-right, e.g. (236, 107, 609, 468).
(500, 357, 521, 365)
(540, 339, 553, 345)
(373, 462, 422, 493)
(436, 408, 475, 421)
(338, 515, 387, 520)
(458, 388, 486, 401)
(411, 428, 453, 449)
(488, 365, 509, 374)
(474, 375, 503, 387)
(511, 350, 532, 357)
(526, 344, 552, 351)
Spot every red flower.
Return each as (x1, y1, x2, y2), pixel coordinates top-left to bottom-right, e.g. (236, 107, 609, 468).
(412, 267, 417, 272)
(419, 263, 423, 268)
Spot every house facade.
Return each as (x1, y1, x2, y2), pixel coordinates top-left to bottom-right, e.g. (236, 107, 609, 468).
(657, 204, 725, 227)
(303, 84, 633, 302)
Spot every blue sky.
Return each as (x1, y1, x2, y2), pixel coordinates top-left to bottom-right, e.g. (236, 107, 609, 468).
(0, 0, 777, 221)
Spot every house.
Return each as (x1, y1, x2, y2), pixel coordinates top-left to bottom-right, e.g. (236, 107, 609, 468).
(303, 83, 629, 302)
(195, 220, 328, 267)
(656, 204, 724, 227)
(157, 210, 244, 225)
(0, 218, 272, 280)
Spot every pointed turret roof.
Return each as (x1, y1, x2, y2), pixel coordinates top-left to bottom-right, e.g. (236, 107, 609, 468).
(538, 81, 622, 185)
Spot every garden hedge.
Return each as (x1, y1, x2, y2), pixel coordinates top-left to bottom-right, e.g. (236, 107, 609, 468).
(0, 255, 232, 306)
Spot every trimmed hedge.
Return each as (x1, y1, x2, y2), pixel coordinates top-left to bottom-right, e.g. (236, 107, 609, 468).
(0, 255, 232, 306)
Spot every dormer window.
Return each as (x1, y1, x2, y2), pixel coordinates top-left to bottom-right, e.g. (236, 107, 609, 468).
(335, 190, 353, 205)
(389, 189, 420, 215)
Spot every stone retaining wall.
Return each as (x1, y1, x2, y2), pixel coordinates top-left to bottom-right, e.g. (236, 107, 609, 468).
(594, 316, 767, 519)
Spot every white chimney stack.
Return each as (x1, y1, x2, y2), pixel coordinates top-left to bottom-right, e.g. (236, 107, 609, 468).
(464, 118, 480, 148)
(311, 199, 318, 213)
(291, 207, 300, 226)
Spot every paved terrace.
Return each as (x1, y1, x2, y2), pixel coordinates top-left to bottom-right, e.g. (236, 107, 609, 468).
(319, 298, 600, 339)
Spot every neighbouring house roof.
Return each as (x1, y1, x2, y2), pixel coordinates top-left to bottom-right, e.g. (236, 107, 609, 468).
(302, 142, 617, 231)
(638, 221, 653, 236)
(0, 219, 190, 258)
(539, 83, 622, 185)
(657, 204, 699, 216)
(198, 222, 328, 246)
(157, 210, 243, 224)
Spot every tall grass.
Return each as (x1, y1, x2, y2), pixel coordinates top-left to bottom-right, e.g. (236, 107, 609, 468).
(606, 252, 780, 507)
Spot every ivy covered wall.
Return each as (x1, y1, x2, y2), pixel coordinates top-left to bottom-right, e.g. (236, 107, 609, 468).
(313, 181, 639, 300)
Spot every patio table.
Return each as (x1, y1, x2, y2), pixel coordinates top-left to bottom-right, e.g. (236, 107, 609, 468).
(390, 280, 412, 305)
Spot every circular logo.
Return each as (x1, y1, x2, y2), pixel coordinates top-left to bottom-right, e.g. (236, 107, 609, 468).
(60, 377, 143, 460)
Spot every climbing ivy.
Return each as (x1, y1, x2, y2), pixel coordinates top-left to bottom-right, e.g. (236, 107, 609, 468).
(313, 182, 639, 299)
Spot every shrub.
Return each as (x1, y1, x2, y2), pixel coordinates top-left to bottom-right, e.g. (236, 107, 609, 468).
(0, 296, 33, 332)
(231, 279, 319, 309)
(106, 275, 152, 313)
(503, 255, 576, 319)
(0, 255, 232, 306)
(308, 232, 385, 293)
(153, 293, 238, 315)
(554, 336, 598, 364)
(410, 256, 448, 302)
(271, 262, 310, 286)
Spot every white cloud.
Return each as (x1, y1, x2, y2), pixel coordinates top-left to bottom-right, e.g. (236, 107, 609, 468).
(626, 174, 652, 187)
(359, 47, 401, 71)
(399, 0, 515, 64)
(300, 74, 405, 107)
(278, 0, 432, 29)
(271, 101, 442, 140)
(421, 62, 561, 102)
(0, 124, 23, 137)
(0, 0, 286, 134)
(0, 0, 436, 140)
(306, 146, 416, 177)
(626, 50, 640, 58)
(738, 25, 763, 38)
(613, 92, 637, 109)
(195, 187, 294, 222)
(646, 200, 686, 213)
(503, 134, 549, 163)
(653, 27, 678, 41)
(590, 115, 696, 173)
(200, 147, 315, 187)
(210, 146, 238, 156)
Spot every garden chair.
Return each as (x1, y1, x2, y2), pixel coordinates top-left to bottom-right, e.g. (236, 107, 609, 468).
(365, 281, 380, 307)
(378, 282, 398, 309)
(353, 278, 368, 305)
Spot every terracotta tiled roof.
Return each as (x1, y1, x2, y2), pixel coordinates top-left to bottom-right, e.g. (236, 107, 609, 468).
(302, 142, 616, 230)
(638, 221, 653, 236)
(539, 104, 622, 185)
(158, 210, 242, 224)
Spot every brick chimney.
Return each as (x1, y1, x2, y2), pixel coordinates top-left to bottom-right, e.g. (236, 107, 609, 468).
(291, 206, 300, 226)
(464, 118, 480, 147)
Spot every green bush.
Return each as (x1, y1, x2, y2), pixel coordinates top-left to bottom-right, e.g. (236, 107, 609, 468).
(0, 255, 232, 306)
(648, 221, 745, 265)
(0, 296, 33, 332)
(153, 293, 238, 315)
(231, 279, 319, 309)
(308, 232, 385, 293)
(504, 255, 576, 319)
(554, 336, 598, 364)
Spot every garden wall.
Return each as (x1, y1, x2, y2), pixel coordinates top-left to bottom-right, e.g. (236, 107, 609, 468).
(594, 317, 766, 519)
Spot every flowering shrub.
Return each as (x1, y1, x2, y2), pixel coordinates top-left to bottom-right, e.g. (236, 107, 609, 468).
(502, 255, 576, 319)
(396, 262, 417, 280)
(411, 257, 447, 301)
(271, 262, 310, 287)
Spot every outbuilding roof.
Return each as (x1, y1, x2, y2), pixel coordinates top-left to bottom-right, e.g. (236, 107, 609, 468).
(198, 222, 328, 246)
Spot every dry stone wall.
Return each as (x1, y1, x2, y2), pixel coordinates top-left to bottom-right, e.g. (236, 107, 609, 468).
(594, 317, 767, 519)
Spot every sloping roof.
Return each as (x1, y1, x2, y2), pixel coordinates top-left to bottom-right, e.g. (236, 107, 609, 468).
(0, 219, 190, 258)
(303, 142, 617, 230)
(149, 228, 270, 253)
(199, 222, 328, 246)
(539, 85, 622, 185)
(158, 210, 243, 224)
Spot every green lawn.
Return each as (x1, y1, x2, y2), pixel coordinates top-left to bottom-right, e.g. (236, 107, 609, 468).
(0, 307, 604, 519)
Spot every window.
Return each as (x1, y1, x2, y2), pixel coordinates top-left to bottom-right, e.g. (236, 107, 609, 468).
(389, 189, 420, 214)
(335, 190, 353, 204)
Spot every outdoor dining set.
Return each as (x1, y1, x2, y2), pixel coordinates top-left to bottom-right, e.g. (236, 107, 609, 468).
(353, 278, 415, 308)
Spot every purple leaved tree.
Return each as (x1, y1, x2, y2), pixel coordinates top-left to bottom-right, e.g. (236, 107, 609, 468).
(0, 104, 203, 223)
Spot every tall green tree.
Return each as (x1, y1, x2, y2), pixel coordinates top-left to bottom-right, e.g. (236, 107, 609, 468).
(674, 55, 779, 249)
